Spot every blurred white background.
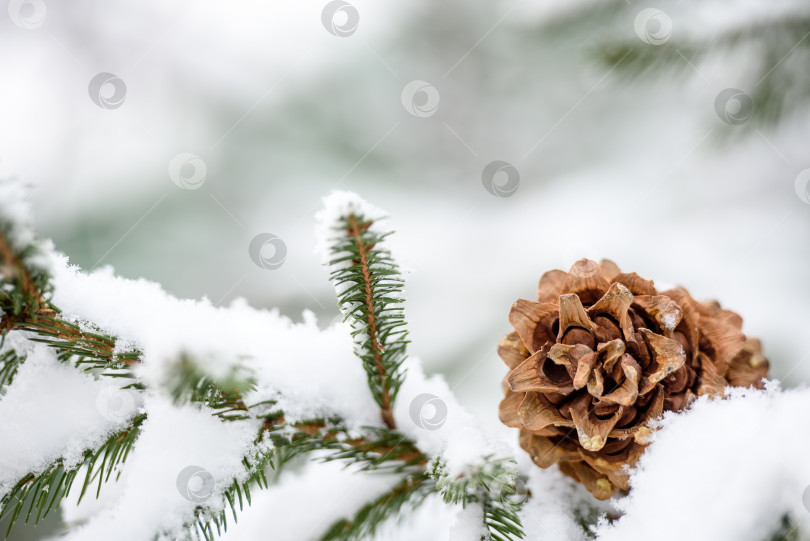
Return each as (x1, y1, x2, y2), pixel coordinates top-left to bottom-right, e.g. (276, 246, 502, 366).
(2, 1, 810, 535)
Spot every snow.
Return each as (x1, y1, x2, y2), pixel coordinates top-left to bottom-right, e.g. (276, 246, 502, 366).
(47, 255, 381, 429)
(57, 379, 810, 541)
(0, 336, 138, 497)
(520, 468, 595, 541)
(448, 503, 487, 541)
(218, 460, 402, 541)
(394, 357, 511, 477)
(513, 383, 810, 541)
(314, 190, 389, 267)
(594, 382, 810, 541)
(0, 178, 54, 274)
(216, 460, 463, 541)
(660, 311, 678, 331)
(62, 396, 258, 541)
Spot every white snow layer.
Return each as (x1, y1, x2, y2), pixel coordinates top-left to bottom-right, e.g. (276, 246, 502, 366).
(62, 396, 257, 541)
(314, 190, 388, 264)
(594, 383, 810, 541)
(395, 357, 511, 477)
(218, 460, 401, 541)
(0, 337, 138, 498)
(60, 382, 810, 541)
(0, 331, 139, 496)
(48, 254, 381, 429)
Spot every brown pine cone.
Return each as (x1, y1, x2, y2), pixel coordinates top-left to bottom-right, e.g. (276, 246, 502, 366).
(498, 259, 769, 499)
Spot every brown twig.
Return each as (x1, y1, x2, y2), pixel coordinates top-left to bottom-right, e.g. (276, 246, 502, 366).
(0, 231, 43, 305)
(0, 229, 138, 367)
(346, 214, 396, 430)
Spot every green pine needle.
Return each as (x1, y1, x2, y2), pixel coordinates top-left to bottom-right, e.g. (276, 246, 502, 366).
(0, 349, 23, 390)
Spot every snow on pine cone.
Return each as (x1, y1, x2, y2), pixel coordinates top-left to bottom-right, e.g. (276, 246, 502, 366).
(498, 259, 769, 499)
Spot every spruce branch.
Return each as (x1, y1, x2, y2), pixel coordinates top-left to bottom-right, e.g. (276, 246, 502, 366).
(0, 414, 146, 538)
(164, 356, 267, 421)
(0, 224, 52, 322)
(319, 473, 434, 541)
(431, 456, 526, 541)
(21, 316, 141, 373)
(327, 211, 409, 429)
(189, 415, 430, 539)
(591, 10, 810, 135)
(1, 228, 247, 414)
(1, 226, 142, 374)
(262, 417, 427, 474)
(1, 194, 532, 540)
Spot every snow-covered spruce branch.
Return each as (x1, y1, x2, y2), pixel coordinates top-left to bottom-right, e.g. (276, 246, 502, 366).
(188, 418, 428, 540)
(431, 457, 525, 541)
(0, 414, 145, 537)
(320, 474, 434, 541)
(324, 202, 408, 429)
(0, 186, 525, 540)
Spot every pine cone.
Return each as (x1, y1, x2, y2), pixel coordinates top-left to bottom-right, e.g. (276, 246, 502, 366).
(498, 259, 769, 499)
